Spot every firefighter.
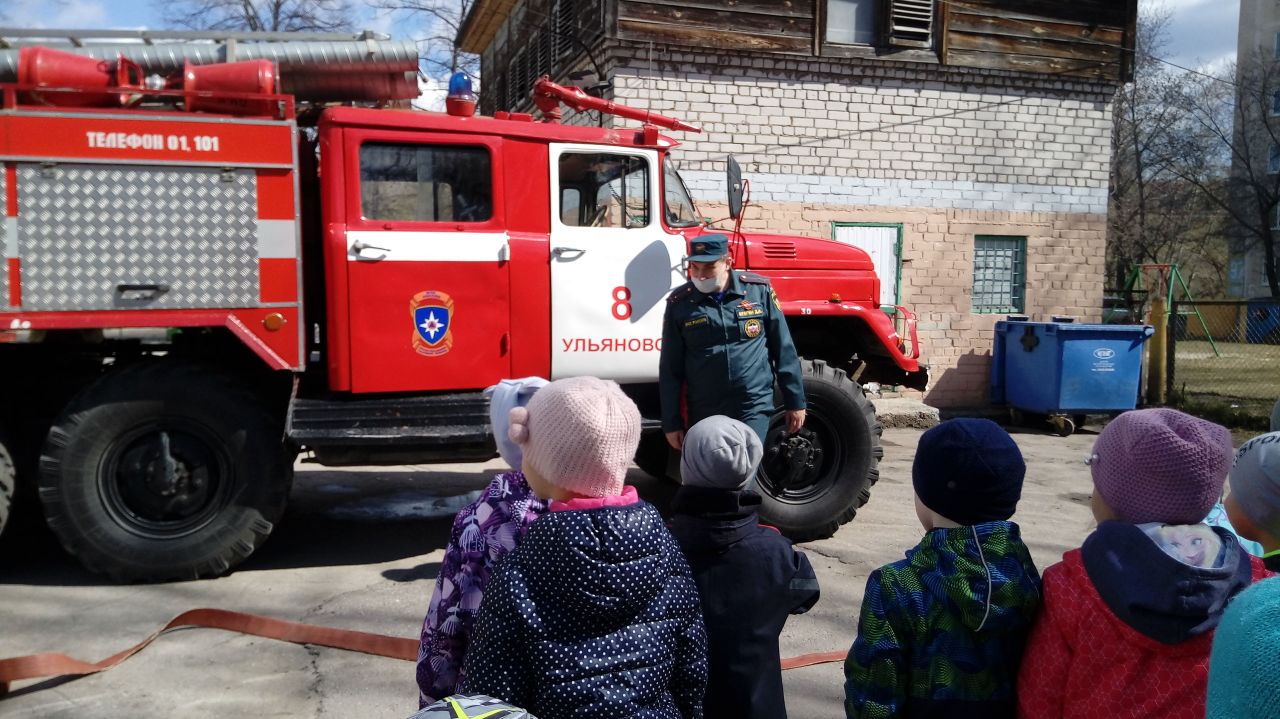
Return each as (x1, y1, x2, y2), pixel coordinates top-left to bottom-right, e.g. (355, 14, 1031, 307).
(660, 234, 806, 450)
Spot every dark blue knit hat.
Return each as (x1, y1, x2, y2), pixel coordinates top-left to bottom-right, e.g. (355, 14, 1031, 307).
(912, 418, 1025, 525)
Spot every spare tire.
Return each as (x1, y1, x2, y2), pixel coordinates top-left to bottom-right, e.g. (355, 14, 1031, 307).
(757, 358, 882, 542)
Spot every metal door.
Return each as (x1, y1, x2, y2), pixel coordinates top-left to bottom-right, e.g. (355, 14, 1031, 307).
(834, 223, 900, 308)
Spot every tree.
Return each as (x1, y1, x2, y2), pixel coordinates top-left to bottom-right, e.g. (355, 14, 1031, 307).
(1161, 50, 1280, 299)
(369, 0, 477, 82)
(1107, 5, 1230, 301)
(156, 0, 354, 33)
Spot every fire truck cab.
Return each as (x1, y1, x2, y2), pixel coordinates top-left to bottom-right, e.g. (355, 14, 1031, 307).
(0, 34, 925, 581)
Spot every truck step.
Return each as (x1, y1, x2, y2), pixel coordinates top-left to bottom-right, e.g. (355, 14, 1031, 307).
(287, 392, 493, 457)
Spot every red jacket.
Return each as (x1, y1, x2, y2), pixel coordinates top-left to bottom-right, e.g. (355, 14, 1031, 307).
(1018, 526, 1270, 719)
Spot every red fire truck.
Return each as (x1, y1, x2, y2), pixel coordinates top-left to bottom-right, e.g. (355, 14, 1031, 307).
(0, 32, 926, 581)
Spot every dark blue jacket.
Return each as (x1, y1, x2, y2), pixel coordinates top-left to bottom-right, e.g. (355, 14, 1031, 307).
(670, 488, 819, 719)
(659, 271, 805, 432)
(462, 498, 707, 719)
(1081, 521, 1253, 644)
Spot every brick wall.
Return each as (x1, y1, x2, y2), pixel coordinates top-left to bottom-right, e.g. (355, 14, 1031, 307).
(604, 43, 1115, 407)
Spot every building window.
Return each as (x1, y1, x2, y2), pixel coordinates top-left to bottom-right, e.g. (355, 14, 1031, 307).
(1273, 204, 1280, 230)
(360, 143, 492, 223)
(1272, 90, 1280, 116)
(1275, 31, 1280, 60)
(1271, 144, 1280, 174)
(973, 235, 1026, 314)
(827, 0, 878, 45)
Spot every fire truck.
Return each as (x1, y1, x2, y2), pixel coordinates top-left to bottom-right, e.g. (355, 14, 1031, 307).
(0, 31, 926, 581)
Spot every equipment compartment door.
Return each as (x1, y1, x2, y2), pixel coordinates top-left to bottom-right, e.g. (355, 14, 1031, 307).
(549, 145, 687, 381)
(344, 133, 511, 393)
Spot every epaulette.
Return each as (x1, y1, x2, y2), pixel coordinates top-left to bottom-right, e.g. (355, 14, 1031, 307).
(667, 284, 696, 303)
(739, 271, 771, 285)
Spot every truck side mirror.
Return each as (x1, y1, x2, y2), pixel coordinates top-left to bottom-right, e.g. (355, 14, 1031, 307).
(727, 155, 743, 220)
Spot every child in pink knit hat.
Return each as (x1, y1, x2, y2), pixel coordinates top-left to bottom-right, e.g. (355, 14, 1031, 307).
(1019, 408, 1272, 719)
(462, 376, 707, 719)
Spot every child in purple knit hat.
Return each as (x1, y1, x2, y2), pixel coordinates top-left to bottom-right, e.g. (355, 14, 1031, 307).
(415, 377, 549, 707)
(1019, 408, 1272, 719)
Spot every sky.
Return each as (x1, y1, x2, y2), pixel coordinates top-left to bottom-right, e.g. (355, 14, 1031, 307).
(1159, 0, 1239, 72)
(0, 0, 1245, 79)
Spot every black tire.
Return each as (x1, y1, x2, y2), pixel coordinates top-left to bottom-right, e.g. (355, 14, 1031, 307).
(39, 362, 291, 582)
(0, 436, 13, 542)
(757, 358, 882, 542)
(635, 432, 675, 482)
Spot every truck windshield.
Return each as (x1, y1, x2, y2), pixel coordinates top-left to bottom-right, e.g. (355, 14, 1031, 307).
(664, 161, 701, 228)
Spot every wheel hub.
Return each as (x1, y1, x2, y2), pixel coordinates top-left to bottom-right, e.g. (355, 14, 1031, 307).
(106, 425, 226, 534)
(766, 427, 823, 492)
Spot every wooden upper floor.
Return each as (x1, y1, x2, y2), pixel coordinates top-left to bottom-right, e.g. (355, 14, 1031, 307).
(458, 0, 1138, 112)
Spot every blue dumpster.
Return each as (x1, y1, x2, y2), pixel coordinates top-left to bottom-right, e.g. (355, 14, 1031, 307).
(991, 320, 1154, 435)
(1246, 298, 1280, 343)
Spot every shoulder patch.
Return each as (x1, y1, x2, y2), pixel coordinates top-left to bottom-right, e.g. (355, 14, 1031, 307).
(667, 284, 695, 303)
(739, 271, 770, 285)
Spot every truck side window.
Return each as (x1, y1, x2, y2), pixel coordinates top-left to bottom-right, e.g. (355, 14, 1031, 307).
(360, 143, 492, 223)
(558, 153, 648, 229)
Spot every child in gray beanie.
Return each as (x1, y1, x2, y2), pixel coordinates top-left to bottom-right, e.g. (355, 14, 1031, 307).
(1225, 431, 1280, 571)
(669, 415, 820, 719)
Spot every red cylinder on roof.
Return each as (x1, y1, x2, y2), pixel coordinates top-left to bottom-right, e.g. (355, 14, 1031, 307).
(17, 46, 134, 108)
(183, 59, 277, 115)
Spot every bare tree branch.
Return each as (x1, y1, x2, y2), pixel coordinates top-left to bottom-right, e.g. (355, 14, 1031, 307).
(155, 0, 354, 33)
(368, 0, 477, 81)
(1107, 5, 1230, 301)
(1156, 48, 1280, 297)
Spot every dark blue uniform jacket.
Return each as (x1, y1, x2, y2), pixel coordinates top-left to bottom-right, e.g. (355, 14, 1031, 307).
(659, 271, 805, 433)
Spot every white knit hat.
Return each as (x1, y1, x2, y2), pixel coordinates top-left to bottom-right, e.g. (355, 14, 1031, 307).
(508, 376, 641, 498)
(484, 376, 548, 470)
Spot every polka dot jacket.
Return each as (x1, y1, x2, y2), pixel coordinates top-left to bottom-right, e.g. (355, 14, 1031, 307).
(461, 497, 708, 718)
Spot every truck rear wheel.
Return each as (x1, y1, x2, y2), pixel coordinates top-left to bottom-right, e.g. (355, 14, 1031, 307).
(39, 362, 291, 582)
(758, 358, 882, 542)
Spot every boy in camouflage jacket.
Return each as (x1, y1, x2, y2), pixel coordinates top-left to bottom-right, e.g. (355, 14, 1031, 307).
(844, 419, 1041, 719)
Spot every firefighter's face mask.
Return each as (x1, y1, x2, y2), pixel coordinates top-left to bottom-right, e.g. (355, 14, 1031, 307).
(689, 258, 731, 294)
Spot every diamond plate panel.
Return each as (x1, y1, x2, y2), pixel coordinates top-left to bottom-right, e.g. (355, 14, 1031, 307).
(1, 168, 8, 308)
(18, 165, 260, 311)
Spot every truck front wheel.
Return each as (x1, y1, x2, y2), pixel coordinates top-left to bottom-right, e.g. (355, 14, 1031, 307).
(758, 358, 882, 542)
(39, 362, 291, 582)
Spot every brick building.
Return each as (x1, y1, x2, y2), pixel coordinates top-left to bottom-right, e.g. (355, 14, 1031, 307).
(458, 0, 1137, 407)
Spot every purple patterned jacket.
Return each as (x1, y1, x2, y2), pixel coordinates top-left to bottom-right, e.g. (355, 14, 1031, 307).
(416, 471, 546, 707)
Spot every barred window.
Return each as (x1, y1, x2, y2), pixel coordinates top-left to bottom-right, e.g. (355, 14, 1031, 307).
(973, 235, 1026, 314)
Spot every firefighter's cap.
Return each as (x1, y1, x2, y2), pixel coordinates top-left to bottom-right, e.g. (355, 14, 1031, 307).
(687, 234, 729, 262)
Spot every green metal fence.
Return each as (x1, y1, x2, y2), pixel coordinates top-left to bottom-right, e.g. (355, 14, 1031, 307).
(1168, 298, 1280, 428)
